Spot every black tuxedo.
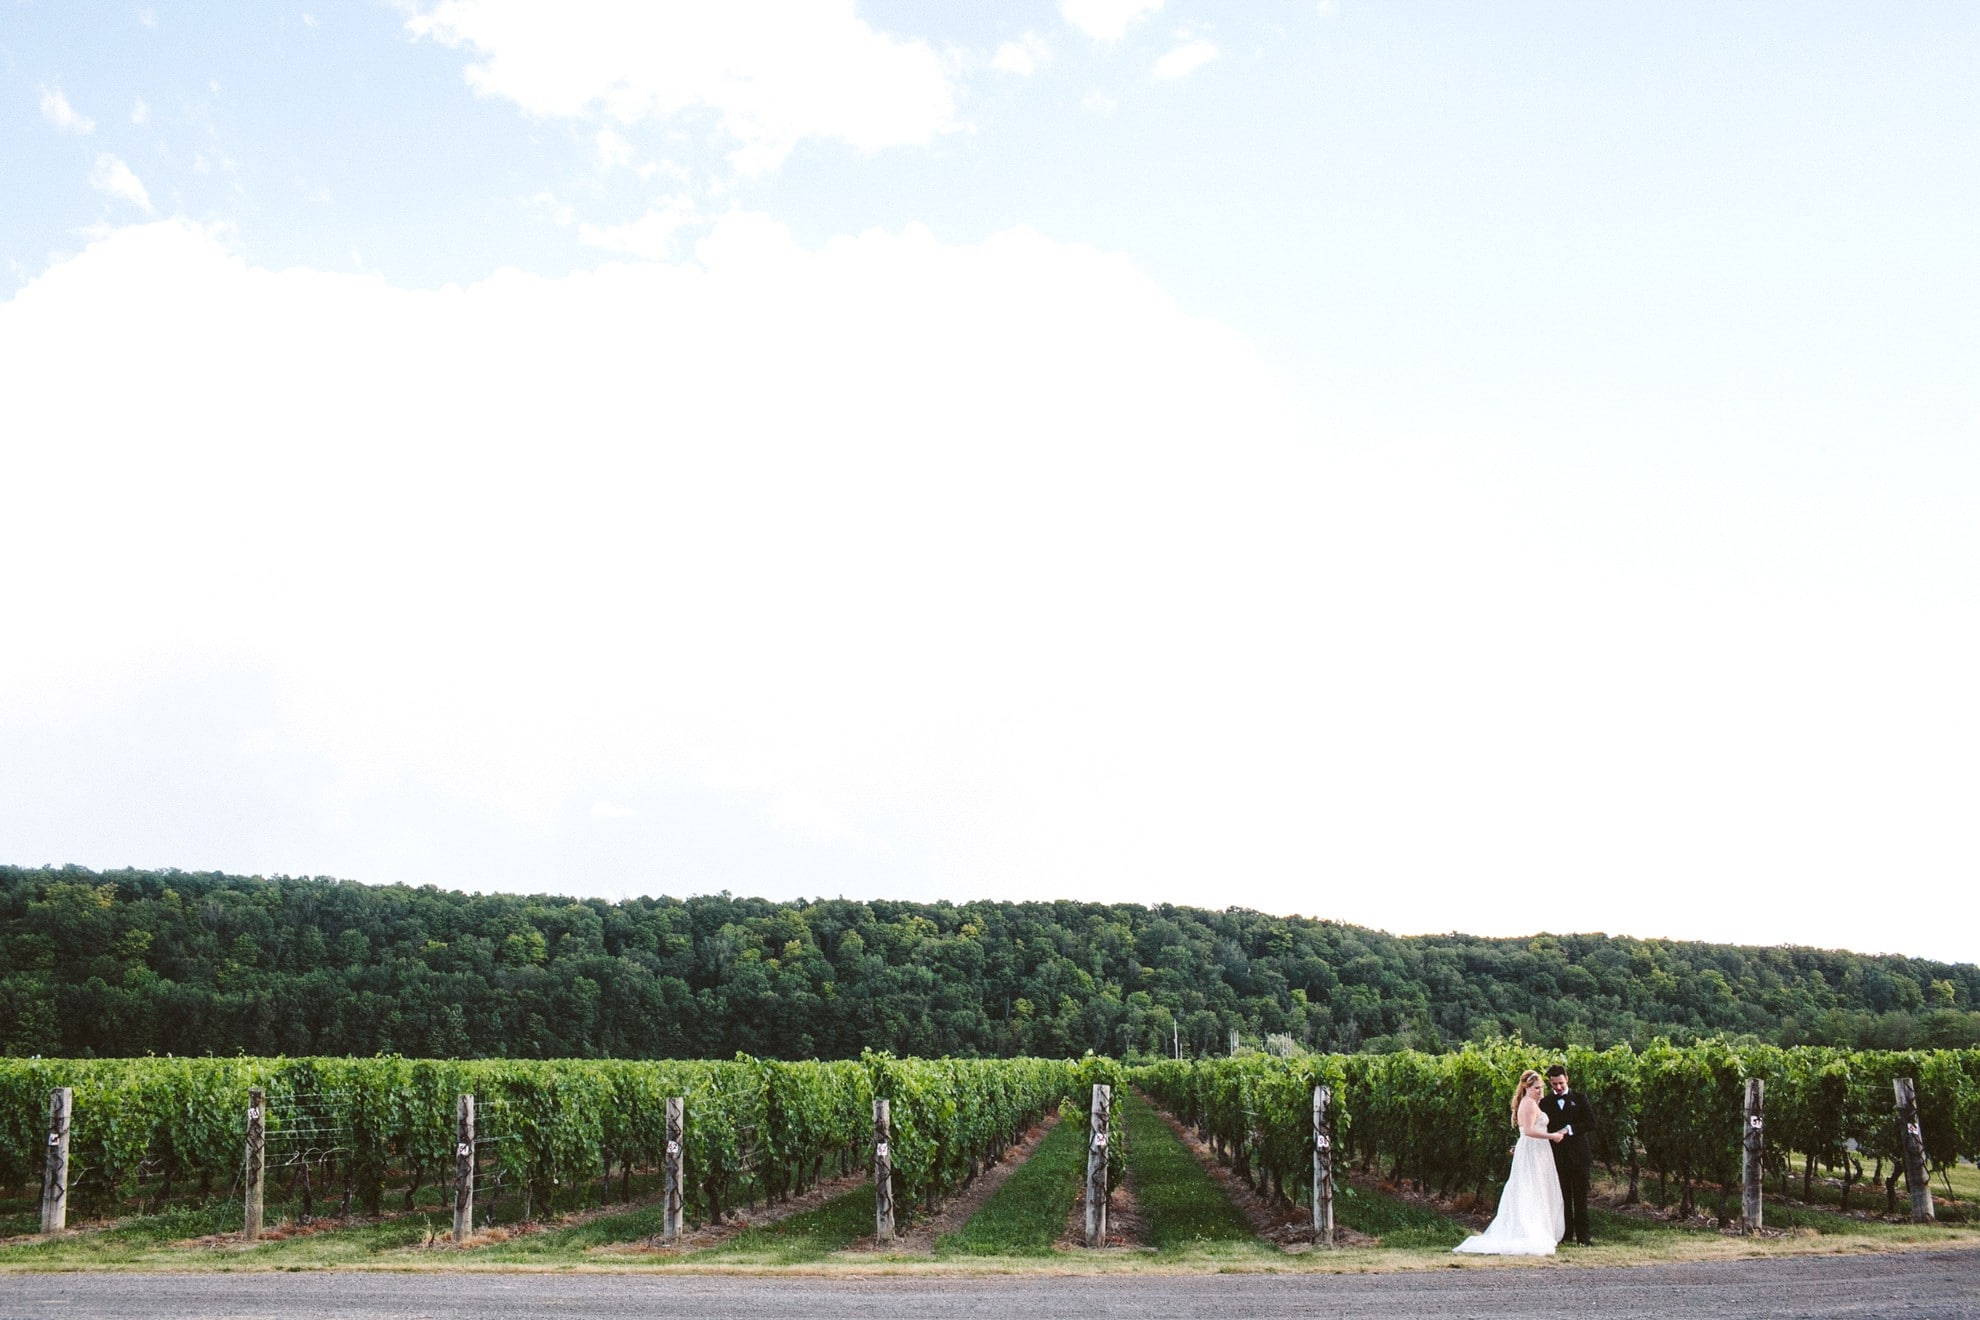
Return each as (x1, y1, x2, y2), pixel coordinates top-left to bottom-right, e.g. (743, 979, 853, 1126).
(1544, 1087, 1594, 1244)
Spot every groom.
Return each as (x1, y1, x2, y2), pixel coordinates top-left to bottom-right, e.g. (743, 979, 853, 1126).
(1544, 1065, 1594, 1246)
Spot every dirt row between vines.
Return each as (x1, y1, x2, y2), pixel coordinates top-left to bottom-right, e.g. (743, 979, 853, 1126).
(1054, 1168, 1150, 1251)
(844, 1114, 1062, 1254)
(1145, 1097, 1378, 1250)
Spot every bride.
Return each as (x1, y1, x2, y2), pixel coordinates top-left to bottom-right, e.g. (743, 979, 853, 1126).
(1452, 1069, 1567, 1256)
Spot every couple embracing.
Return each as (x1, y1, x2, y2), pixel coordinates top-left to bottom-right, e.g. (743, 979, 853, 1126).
(1453, 1064, 1595, 1256)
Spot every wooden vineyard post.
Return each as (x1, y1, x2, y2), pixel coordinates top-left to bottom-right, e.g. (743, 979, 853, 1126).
(1313, 1084, 1335, 1246)
(1740, 1077, 1764, 1233)
(453, 1093, 475, 1244)
(1084, 1083, 1111, 1247)
(243, 1086, 266, 1240)
(39, 1087, 72, 1234)
(663, 1096, 685, 1241)
(873, 1098, 895, 1243)
(1893, 1078, 1935, 1223)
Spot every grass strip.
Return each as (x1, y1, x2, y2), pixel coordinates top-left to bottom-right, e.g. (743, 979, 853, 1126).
(467, 1203, 668, 1259)
(935, 1119, 1081, 1257)
(0, 1203, 235, 1267)
(1122, 1091, 1270, 1255)
(0, 1204, 436, 1269)
(1333, 1183, 1469, 1249)
(680, 1185, 874, 1265)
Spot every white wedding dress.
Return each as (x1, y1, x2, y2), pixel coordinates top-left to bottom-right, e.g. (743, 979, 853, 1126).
(1452, 1100, 1565, 1256)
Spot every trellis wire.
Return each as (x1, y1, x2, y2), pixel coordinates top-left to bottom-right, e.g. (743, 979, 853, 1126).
(471, 1096, 520, 1227)
(264, 1090, 354, 1223)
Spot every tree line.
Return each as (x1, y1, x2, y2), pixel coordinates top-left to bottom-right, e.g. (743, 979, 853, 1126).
(2, 864, 1975, 1059)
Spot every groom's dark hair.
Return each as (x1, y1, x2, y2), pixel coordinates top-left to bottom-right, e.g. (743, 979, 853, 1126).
(1545, 1065, 1568, 1078)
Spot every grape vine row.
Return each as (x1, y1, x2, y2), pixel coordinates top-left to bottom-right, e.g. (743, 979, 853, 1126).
(1136, 1042, 1980, 1220)
(0, 1052, 1093, 1226)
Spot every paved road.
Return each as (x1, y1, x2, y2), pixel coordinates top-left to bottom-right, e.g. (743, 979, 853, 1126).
(1, 1250, 1976, 1319)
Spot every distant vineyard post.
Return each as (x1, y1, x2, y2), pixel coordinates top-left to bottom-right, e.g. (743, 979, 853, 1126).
(1313, 1083, 1335, 1246)
(243, 1086, 266, 1240)
(1893, 1078, 1935, 1223)
(662, 1096, 684, 1241)
(452, 1093, 475, 1243)
(1740, 1077, 1763, 1233)
(39, 1086, 71, 1234)
(873, 1098, 894, 1242)
(1084, 1083, 1111, 1246)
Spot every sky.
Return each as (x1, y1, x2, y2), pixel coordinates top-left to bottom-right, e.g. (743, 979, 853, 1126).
(2, 1, 1976, 963)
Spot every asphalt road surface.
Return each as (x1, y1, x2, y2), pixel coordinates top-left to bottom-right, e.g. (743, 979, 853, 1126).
(1, 1250, 1976, 1319)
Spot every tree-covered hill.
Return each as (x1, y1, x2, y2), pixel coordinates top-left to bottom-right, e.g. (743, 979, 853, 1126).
(3, 864, 1975, 1059)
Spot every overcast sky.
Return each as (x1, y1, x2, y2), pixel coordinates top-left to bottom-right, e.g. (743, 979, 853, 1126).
(3, 2, 1975, 963)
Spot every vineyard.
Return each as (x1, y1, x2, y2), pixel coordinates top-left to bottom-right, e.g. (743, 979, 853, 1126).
(1141, 1041, 1980, 1224)
(0, 1043, 1975, 1261)
(0, 1053, 1119, 1233)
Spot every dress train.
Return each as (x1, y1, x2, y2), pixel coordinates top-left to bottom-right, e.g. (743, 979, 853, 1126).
(1452, 1125, 1565, 1256)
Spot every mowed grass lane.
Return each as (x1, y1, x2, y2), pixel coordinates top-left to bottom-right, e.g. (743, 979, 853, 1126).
(1333, 1183, 1467, 1248)
(0, 1203, 437, 1269)
(1120, 1090, 1274, 1259)
(936, 1117, 1082, 1257)
(680, 1185, 874, 1265)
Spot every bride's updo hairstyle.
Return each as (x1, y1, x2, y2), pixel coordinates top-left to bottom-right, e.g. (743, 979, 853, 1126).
(1509, 1069, 1543, 1124)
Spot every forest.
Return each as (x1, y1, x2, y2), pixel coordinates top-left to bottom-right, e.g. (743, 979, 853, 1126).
(2, 864, 1975, 1060)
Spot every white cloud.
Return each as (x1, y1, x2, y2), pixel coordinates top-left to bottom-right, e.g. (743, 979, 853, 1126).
(1061, 0, 1162, 42)
(992, 33, 1050, 77)
(1151, 38, 1218, 81)
(590, 801, 637, 820)
(594, 126, 636, 171)
(40, 87, 95, 134)
(578, 196, 697, 260)
(405, 0, 958, 176)
(138, 7, 156, 27)
(1317, 0, 1340, 16)
(767, 793, 860, 845)
(3, 221, 1974, 960)
(130, 97, 150, 126)
(1082, 90, 1118, 116)
(527, 190, 576, 227)
(0, 217, 1311, 911)
(302, 12, 319, 28)
(88, 154, 153, 211)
